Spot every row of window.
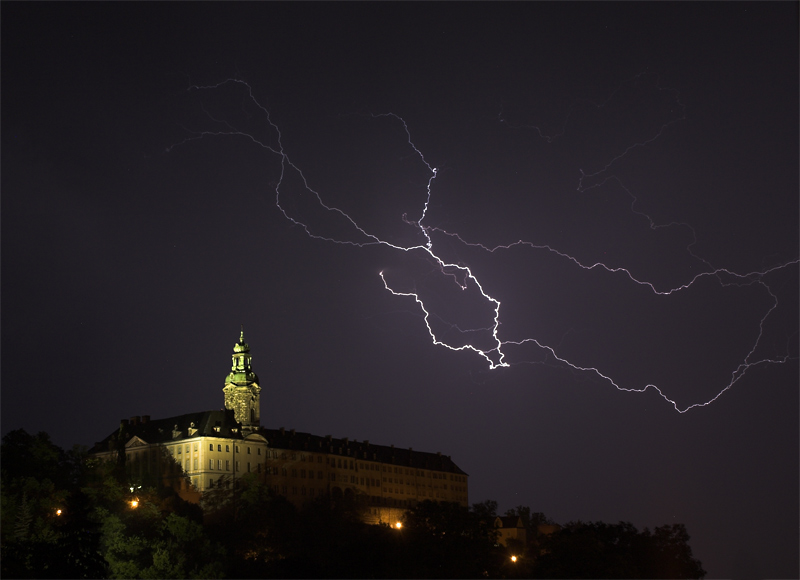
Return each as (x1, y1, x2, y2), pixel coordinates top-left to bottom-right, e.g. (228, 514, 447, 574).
(207, 443, 261, 455)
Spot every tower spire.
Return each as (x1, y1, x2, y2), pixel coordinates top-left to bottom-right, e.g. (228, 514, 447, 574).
(223, 328, 261, 431)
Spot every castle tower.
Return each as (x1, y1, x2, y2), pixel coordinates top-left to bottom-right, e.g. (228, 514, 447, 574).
(223, 327, 261, 431)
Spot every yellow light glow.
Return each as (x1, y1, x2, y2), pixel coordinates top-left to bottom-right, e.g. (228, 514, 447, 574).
(510, 555, 517, 563)
(395, 522, 402, 529)
(56, 509, 62, 516)
(130, 499, 139, 508)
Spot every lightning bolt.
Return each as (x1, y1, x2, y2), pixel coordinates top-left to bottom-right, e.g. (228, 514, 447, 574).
(171, 77, 798, 413)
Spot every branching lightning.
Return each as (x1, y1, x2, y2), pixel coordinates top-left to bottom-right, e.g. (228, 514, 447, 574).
(172, 77, 798, 413)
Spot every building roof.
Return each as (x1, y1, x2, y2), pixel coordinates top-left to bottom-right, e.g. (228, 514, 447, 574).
(495, 516, 524, 529)
(258, 426, 468, 475)
(90, 413, 467, 475)
(89, 409, 246, 453)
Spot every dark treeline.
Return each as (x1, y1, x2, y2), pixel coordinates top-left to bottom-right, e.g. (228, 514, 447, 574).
(1, 430, 705, 578)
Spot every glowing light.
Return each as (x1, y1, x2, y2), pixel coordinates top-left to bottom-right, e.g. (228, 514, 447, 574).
(55, 509, 62, 516)
(130, 499, 139, 509)
(395, 522, 403, 529)
(511, 555, 517, 563)
(174, 78, 798, 413)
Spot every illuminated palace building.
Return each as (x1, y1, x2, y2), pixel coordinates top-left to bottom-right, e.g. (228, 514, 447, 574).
(90, 330, 468, 524)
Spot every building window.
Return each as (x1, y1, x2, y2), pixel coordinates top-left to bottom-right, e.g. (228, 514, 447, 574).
(236, 461, 240, 472)
(225, 460, 230, 471)
(209, 444, 213, 451)
(247, 462, 251, 473)
(258, 448, 262, 455)
(236, 446, 240, 453)
(247, 447, 251, 455)
(218, 444, 222, 452)
(193, 458, 198, 470)
(291, 469, 297, 477)
(185, 459, 190, 472)
(178, 446, 182, 455)
(226, 445, 230, 453)
(281, 468, 287, 476)
(209, 478, 214, 487)
(318, 456, 322, 463)
(209, 459, 213, 469)
(318, 471, 323, 479)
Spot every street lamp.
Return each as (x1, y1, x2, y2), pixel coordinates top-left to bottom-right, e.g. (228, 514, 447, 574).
(510, 555, 517, 563)
(130, 499, 139, 509)
(395, 522, 403, 529)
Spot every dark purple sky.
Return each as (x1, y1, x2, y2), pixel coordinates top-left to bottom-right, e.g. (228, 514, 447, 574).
(3, 3, 798, 578)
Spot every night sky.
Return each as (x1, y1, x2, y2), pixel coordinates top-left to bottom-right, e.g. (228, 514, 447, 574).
(2, 3, 798, 578)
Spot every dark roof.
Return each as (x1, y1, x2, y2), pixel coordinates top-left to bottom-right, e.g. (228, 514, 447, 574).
(496, 516, 524, 529)
(257, 427, 468, 475)
(90, 412, 467, 476)
(89, 409, 243, 453)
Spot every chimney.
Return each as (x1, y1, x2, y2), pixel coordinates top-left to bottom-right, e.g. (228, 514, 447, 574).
(130, 416, 140, 426)
(141, 415, 150, 423)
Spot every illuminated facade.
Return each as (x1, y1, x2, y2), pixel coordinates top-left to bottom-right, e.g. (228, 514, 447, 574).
(89, 329, 468, 524)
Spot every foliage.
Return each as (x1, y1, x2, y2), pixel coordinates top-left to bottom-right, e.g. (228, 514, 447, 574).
(2, 430, 706, 579)
(533, 520, 706, 579)
(400, 500, 503, 578)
